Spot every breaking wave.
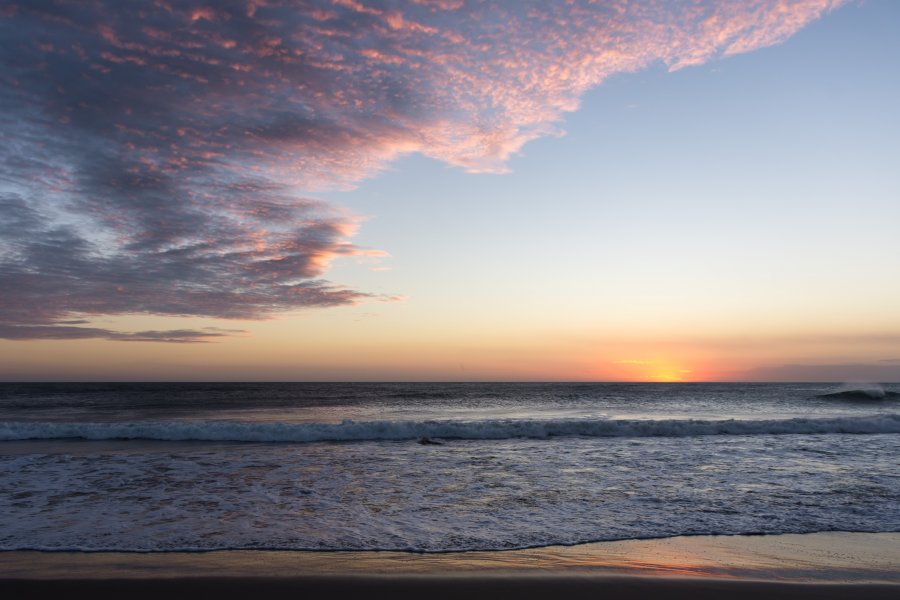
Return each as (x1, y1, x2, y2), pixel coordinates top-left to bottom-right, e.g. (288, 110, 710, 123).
(816, 383, 900, 401)
(2, 414, 899, 443)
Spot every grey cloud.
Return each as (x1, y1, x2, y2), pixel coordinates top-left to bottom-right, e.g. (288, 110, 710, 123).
(0, 192, 374, 340)
(0, 324, 240, 343)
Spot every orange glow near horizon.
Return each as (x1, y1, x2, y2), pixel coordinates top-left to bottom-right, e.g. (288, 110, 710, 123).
(611, 359, 700, 382)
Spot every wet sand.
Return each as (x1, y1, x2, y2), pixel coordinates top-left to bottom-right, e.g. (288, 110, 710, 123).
(1, 532, 898, 598)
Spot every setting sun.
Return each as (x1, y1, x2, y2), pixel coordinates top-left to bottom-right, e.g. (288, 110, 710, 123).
(610, 359, 695, 382)
(648, 366, 693, 383)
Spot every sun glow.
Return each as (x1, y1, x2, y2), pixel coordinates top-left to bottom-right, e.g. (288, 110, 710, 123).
(612, 359, 694, 382)
(648, 366, 693, 382)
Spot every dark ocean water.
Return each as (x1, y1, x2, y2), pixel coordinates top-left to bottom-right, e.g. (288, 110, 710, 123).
(1, 382, 898, 551)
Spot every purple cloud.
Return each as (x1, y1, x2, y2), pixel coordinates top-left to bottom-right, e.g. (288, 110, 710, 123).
(0, 1, 845, 341)
(740, 362, 900, 382)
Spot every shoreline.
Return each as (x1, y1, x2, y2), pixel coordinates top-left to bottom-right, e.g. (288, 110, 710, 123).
(3, 532, 897, 599)
(1, 532, 897, 582)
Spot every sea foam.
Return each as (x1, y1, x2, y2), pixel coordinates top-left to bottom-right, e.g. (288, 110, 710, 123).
(2, 414, 899, 443)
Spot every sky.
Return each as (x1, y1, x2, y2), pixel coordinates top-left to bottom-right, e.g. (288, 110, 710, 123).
(0, 0, 898, 382)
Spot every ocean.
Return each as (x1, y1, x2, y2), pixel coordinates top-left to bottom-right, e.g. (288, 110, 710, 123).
(0, 382, 898, 553)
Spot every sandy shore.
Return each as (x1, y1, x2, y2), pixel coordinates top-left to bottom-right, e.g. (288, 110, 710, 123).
(1, 532, 897, 598)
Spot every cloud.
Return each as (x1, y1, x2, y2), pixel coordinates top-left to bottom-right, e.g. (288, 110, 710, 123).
(0, 1, 846, 341)
(0, 324, 241, 343)
(0, 191, 380, 341)
(738, 362, 900, 382)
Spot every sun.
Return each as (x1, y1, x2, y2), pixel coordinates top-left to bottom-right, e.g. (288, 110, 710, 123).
(647, 367, 692, 382)
(612, 359, 694, 382)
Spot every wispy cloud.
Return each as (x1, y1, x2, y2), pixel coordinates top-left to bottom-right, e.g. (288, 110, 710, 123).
(0, 323, 242, 343)
(0, 1, 845, 341)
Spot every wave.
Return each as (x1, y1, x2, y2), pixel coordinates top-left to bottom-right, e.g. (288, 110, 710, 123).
(816, 383, 900, 400)
(385, 391, 456, 399)
(1, 414, 899, 443)
(818, 391, 900, 400)
(817, 391, 900, 401)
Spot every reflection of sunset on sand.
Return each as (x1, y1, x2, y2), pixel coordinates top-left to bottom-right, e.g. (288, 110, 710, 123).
(2, 534, 898, 597)
(4, 532, 898, 581)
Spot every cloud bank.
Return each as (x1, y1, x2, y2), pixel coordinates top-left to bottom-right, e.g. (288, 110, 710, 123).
(0, 0, 845, 341)
(740, 362, 900, 383)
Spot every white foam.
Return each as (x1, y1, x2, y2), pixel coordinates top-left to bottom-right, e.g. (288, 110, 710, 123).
(1, 432, 898, 552)
(2, 414, 899, 443)
(834, 383, 888, 399)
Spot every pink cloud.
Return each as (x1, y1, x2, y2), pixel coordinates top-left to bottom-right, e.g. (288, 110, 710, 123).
(0, 0, 846, 340)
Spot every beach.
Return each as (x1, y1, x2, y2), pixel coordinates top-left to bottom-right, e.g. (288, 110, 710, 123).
(2, 532, 898, 597)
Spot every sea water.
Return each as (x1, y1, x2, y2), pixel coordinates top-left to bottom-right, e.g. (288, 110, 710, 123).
(0, 382, 898, 552)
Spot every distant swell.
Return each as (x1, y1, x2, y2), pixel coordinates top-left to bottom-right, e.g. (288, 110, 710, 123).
(2, 415, 899, 443)
(817, 391, 900, 400)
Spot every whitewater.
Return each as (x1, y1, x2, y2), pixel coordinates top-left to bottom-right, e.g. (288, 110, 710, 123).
(1, 382, 898, 552)
(3, 414, 900, 443)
